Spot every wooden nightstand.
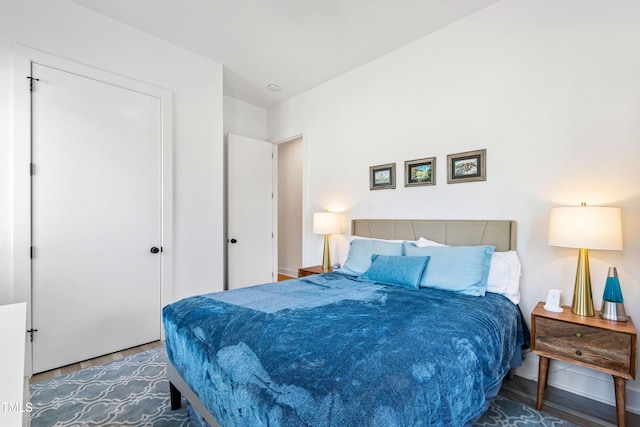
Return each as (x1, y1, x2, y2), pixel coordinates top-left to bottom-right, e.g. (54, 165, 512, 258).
(297, 265, 332, 277)
(531, 301, 637, 427)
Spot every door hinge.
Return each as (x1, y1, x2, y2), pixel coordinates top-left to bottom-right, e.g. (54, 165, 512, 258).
(30, 246, 33, 259)
(27, 76, 39, 92)
(30, 163, 35, 176)
(27, 328, 38, 342)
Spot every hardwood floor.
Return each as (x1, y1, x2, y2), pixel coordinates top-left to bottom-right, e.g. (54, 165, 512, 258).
(499, 375, 640, 427)
(29, 341, 163, 384)
(30, 342, 639, 427)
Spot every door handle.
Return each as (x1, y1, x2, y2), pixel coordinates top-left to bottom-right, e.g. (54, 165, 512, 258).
(229, 239, 237, 244)
(150, 247, 160, 254)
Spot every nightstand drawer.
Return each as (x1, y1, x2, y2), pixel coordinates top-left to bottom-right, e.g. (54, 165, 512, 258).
(535, 317, 633, 375)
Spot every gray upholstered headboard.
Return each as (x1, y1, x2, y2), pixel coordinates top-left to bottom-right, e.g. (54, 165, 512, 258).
(351, 219, 516, 252)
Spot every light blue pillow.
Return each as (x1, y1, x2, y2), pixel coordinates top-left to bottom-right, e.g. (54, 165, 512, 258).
(402, 242, 495, 296)
(338, 239, 403, 276)
(359, 255, 430, 289)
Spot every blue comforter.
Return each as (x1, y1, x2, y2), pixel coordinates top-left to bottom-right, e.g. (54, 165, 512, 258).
(163, 273, 523, 427)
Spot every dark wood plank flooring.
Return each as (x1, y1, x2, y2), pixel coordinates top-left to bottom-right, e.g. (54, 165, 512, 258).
(499, 375, 639, 427)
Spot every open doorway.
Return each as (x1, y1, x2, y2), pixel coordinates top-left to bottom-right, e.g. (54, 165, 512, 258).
(277, 137, 302, 279)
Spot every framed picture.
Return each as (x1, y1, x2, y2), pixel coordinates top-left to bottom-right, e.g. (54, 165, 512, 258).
(405, 157, 436, 187)
(369, 163, 396, 190)
(447, 149, 486, 184)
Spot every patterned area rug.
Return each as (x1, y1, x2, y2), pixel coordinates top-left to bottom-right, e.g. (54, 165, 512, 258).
(475, 396, 577, 426)
(30, 347, 577, 426)
(30, 347, 190, 426)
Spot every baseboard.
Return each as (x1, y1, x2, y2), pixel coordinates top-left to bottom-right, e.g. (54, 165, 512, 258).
(517, 352, 639, 415)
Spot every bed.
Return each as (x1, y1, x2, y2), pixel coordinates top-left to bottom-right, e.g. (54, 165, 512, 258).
(163, 219, 526, 426)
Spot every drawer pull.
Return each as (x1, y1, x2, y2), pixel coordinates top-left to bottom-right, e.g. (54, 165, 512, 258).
(576, 350, 582, 356)
(575, 332, 583, 338)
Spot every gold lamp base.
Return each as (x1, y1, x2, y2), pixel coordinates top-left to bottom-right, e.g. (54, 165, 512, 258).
(321, 234, 331, 271)
(571, 248, 594, 316)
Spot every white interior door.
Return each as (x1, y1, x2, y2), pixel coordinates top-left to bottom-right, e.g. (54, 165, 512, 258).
(31, 63, 162, 373)
(227, 134, 274, 290)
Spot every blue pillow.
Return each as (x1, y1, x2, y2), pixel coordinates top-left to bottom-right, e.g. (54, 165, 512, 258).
(402, 242, 495, 296)
(337, 239, 403, 276)
(359, 254, 430, 289)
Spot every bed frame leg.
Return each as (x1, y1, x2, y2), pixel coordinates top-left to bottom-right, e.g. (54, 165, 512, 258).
(169, 382, 182, 410)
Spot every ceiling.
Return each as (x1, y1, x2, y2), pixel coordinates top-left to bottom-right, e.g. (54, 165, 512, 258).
(68, 0, 501, 108)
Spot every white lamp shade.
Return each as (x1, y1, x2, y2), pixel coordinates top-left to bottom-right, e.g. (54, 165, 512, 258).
(313, 212, 342, 235)
(548, 205, 623, 250)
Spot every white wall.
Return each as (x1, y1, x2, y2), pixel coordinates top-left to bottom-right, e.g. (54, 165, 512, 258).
(0, 0, 224, 303)
(223, 95, 267, 141)
(268, 0, 640, 413)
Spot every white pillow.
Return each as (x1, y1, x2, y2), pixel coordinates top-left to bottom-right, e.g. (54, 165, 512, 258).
(415, 237, 447, 247)
(348, 235, 414, 243)
(486, 251, 522, 304)
(414, 237, 521, 304)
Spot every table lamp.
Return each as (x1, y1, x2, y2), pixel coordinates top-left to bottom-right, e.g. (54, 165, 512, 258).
(313, 212, 342, 271)
(548, 202, 623, 316)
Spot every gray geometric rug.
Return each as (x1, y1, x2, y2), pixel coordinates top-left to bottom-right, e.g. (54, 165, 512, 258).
(30, 347, 190, 426)
(475, 396, 577, 426)
(30, 347, 577, 426)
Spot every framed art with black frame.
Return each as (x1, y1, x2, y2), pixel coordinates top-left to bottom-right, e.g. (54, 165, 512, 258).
(447, 149, 486, 184)
(369, 163, 396, 190)
(405, 157, 436, 187)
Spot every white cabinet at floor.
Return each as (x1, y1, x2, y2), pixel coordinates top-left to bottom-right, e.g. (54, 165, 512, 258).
(0, 302, 28, 426)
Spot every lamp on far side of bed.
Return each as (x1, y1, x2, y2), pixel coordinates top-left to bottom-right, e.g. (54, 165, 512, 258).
(313, 212, 342, 271)
(548, 202, 623, 317)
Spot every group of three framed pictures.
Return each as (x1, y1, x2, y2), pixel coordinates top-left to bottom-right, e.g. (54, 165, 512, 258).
(369, 149, 486, 190)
